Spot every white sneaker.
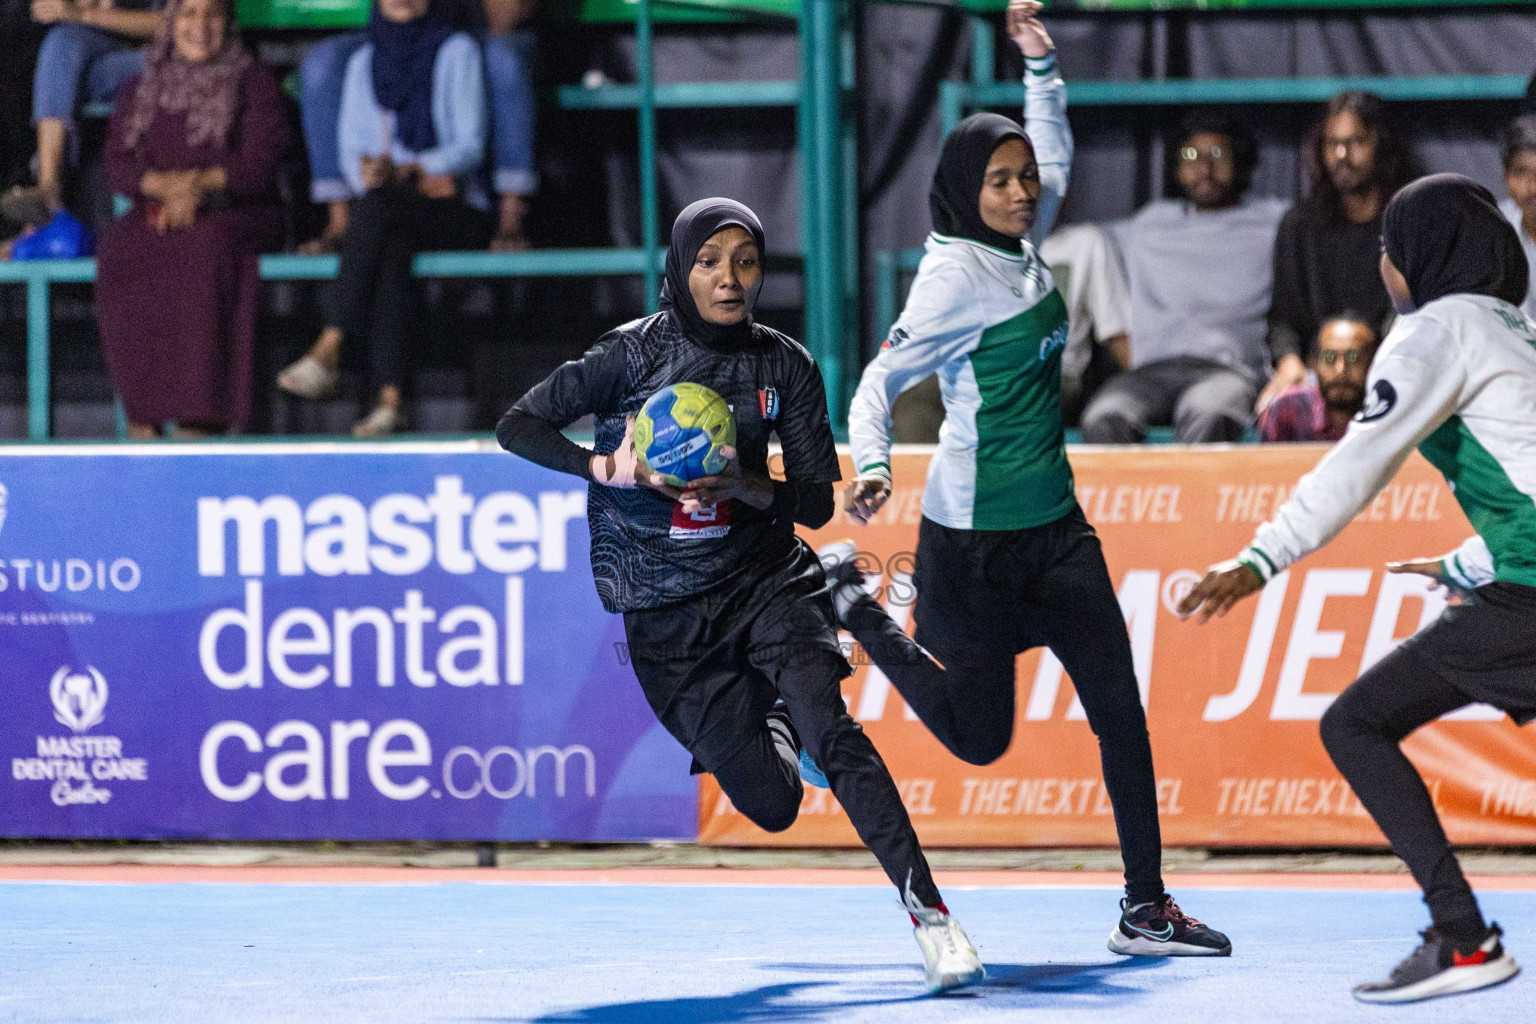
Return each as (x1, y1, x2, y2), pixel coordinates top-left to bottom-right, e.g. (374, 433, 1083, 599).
(352, 404, 406, 438)
(904, 884, 984, 994)
(276, 355, 339, 400)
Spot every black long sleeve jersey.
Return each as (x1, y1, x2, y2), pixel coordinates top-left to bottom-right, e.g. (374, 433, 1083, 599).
(499, 310, 842, 613)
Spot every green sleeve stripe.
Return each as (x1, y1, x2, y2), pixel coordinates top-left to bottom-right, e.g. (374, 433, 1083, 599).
(1447, 552, 1470, 588)
(858, 461, 892, 477)
(1025, 54, 1058, 77)
(1245, 546, 1279, 578)
(1236, 555, 1268, 583)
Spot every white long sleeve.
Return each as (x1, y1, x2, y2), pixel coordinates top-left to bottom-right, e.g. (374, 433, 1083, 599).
(1023, 52, 1072, 249)
(1442, 535, 1497, 589)
(848, 261, 981, 480)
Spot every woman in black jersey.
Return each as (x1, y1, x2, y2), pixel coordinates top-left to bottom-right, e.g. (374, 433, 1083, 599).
(497, 198, 983, 993)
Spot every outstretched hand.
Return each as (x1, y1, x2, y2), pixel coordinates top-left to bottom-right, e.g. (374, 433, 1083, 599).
(1006, 0, 1053, 59)
(1387, 557, 1468, 599)
(1177, 560, 1265, 623)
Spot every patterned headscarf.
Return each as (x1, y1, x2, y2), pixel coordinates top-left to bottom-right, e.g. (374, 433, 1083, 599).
(122, 0, 253, 152)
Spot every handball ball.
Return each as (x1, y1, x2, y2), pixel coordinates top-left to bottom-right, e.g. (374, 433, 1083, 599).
(634, 383, 737, 488)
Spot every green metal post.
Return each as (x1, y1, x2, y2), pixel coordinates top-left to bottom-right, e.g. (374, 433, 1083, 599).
(797, 0, 822, 402)
(804, 0, 844, 426)
(874, 250, 896, 347)
(27, 275, 50, 441)
(939, 79, 964, 143)
(970, 14, 995, 87)
(837, 20, 857, 432)
(636, 0, 659, 312)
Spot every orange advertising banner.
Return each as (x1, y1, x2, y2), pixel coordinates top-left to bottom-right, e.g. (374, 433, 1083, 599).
(699, 444, 1536, 848)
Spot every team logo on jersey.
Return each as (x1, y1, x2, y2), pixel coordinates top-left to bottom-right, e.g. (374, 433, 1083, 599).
(1356, 379, 1398, 423)
(758, 388, 779, 421)
(882, 326, 909, 351)
(1038, 322, 1069, 362)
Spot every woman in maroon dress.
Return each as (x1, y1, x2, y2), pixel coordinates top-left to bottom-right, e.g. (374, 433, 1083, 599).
(96, 0, 289, 437)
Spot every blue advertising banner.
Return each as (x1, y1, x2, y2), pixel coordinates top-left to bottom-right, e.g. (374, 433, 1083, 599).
(0, 442, 696, 841)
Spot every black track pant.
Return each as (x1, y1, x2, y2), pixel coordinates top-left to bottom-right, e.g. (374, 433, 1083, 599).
(325, 185, 492, 390)
(843, 508, 1165, 904)
(624, 541, 942, 908)
(1321, 581, 1536, 940)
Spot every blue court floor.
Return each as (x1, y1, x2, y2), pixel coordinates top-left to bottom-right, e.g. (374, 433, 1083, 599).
(1, 881, 1530, 1023)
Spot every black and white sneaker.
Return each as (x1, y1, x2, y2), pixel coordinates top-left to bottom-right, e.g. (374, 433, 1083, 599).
(1108, 894, 1232, 957)
(767, 701, 827, 789)
(1353, 924, 1519, 1004)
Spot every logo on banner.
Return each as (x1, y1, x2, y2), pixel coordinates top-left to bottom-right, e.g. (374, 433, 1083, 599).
(11, 666, 148, 806)
(51, 666, 108, 733)
(0, 481, 7, 538)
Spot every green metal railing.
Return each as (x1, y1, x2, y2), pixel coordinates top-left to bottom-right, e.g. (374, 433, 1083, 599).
(13, 3, 1533, 444)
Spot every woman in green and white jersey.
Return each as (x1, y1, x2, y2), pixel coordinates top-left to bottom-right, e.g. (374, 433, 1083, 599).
(823, 0, 1231, 959)
(1182, 174, 1535, 1004)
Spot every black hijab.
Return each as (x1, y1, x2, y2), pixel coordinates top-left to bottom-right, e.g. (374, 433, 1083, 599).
(659, 197, 767, 348)
(1382, 173, 1529, 309)
(930, 112, 1030, 253)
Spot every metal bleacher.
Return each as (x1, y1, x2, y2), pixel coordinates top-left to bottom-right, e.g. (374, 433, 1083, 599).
(4, 0, 1529, 441)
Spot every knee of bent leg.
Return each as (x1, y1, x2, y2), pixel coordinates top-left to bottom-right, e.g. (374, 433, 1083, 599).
(740, 786, 801, 834)
(953, 728, 1011, 767)
(1320, 691, 1372, 758)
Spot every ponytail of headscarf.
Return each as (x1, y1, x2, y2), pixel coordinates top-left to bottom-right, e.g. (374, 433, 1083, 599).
(930, 112, 1030, 253)
(1382, 173, 1529, 309)
(369, 0, 454, 153)
(659, 198, 767, 349)
(121, 0, 252, 152)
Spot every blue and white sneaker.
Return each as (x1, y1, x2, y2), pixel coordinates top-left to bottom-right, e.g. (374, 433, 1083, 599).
(767, 701, 828, 789)
(797, 748, 829, 789)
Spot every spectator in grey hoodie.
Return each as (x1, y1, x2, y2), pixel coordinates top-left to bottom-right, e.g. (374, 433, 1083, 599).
(1083, 109, 1286, 443)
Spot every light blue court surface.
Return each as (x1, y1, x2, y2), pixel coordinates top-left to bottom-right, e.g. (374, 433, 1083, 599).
(3, 882, 1532, 1023)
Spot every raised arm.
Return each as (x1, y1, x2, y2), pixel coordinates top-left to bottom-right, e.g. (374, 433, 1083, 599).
(1008, 0, 1071, 248)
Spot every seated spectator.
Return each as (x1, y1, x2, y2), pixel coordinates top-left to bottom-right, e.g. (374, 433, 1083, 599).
(1500, 114, 1536, 320)
(890, 222, 1131, 439)
(1260, 91, 1411, 411)
(1083, 110, 1285, 443)
(3, 0, 164, 232)
(296, 0, 534, 254)
(1256, 314, 1378, 444)
(1039, 222, 1129, 424)
(276, 0, 491, 438)
(95, 0, 289, 438)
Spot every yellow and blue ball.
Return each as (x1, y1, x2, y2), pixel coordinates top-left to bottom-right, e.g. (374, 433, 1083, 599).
(634, 383, 736, 488)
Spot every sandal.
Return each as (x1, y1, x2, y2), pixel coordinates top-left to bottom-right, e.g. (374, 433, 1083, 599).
(352, 404, 406, 439)
(276, 355, 339, 400)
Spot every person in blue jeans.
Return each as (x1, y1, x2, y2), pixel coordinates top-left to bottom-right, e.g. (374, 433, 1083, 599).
(3, 0, 164, 233)
(297, 0, 535, 254)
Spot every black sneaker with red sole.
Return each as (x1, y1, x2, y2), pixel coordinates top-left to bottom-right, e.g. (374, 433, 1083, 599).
(1354, 923, 1519, 1004)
